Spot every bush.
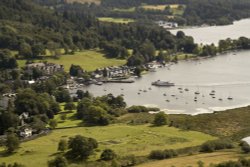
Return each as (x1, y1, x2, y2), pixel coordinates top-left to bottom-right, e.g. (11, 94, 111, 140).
(127, 106, 148, 113)
(240, 141, 250, 153)
(200, 139, 234, 153)
(58, 139, 67, 152)
(149, 149, 178, 160)
(64, 102, 76, 111)
(100, 149, 117, 161)
(153, 112, 168, 126)
(48, 155, 68, 167)
(5, 133, 20, 153)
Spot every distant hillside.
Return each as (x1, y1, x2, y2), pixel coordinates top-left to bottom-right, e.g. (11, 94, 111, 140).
(65, 0, 101, 4)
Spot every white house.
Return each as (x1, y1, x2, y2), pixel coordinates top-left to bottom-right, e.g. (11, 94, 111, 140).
(19, 128, 32, 138)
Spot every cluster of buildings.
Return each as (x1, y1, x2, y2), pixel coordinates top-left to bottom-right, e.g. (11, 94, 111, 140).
(156, 20, 178, 29)
(25, 62, 64, 76)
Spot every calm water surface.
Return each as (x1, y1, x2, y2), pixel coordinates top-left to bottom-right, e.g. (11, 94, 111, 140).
(170, 19, 250, 45)
(76, 19, 250, 115)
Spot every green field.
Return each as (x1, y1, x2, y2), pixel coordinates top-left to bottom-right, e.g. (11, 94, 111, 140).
(0, 124, 215, 167)
(53, 103, 82, 128)
(113, 7, 136, 13)
(65, 0, 101, 5)
(17, 50, 126, 72)
(137, 150, 250, 167)
(141, 4, 186, 15)
(98, 17, 135, 24)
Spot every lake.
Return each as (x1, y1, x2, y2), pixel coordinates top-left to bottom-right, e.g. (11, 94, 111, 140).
(76, 19, 250, 115)
(170, 19, 250, 45)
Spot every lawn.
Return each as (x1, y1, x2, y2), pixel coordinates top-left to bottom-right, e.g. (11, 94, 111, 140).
(0, 124, 215, 167)
(98, 17, 135, 24)
(17, 50, 126, 72)
(137, 150, 250, 167)
(53, 103, 82, 128)
(142, 4, 168, 11)
(141, 4, 186, 16)
(65, 0, 101, 5)
(113, 7, 136, 13)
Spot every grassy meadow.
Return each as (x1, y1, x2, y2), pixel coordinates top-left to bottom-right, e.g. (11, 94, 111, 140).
(65, 0, 101, 5)
(141, 4, 186, 15)
(112, 7, 136, 13)
(98, 17, 135, 24)
(0, 124, 215, 167)
(17, 50, 126, 72)
(137, 150, 250, 167)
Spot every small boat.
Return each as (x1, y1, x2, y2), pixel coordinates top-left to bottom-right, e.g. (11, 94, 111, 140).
(194, 91, 200, 95)
(143, 90, 147, 92)
(184, 88, 189, 91)
(171, 94, 176, 97)
(138, 92, 141, 95)
(179, 91, 183, 93)
(152, 80, 175, 87)
(227, 96, 233, 100)
(211, 90, 216, 93)
(96, 82, 103, 86)
(178, 87, 183, 90)
(212, 96, 216, 98)
(166, 100, 170, 102)
(194, 99, 197, 102)
(148, 87, 152, 90)
(218, 98, 223, 101)
(209, 92, 215, 96)
(121, 88, 124, 90)
(163, 93, 167, 96)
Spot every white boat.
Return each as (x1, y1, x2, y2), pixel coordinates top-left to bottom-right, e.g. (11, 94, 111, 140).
(152, 80, 175, 87)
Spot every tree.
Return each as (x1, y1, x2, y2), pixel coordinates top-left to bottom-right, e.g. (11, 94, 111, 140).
(19, 42, 32, 58)
(100, 149, 117, 161)
(69, 64, 84, 77)
(5, 133, 20, 153)
(83, 106, 110, 126)
(153, 112, 167, 126)
(64, 102, 76, 111)
(58, 139, 67, 152)
(134, 66, 142, 77)
(48, 155, 68, 167)
(67, 135, 98, 160)
(49, 119, 57, 129)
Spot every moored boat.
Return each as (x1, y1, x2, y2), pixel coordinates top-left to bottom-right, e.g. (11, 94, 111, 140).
(151, 80, 175, 87)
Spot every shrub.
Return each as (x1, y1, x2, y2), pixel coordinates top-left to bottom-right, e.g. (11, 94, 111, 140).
(240, 141, 250, 153)
(149, 149, 178, 160)
(100, 149, 117, 161)
(153, 112, 168, 126)
(127, 106, 148, 113)
(200, 139, 234, 153)
(48, 155, 68, 167)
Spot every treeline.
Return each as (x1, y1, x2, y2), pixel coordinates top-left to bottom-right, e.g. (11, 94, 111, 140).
(101, 0, 250, 25)
(0, 0, 196, 62)
(184, 0, 250, 25)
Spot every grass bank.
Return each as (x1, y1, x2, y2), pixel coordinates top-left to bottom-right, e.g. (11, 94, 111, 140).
(17, 50, 126, 72)
(98, 17, 135, 24)
(0, 124, 215, 167)
(137, 149, 250, 167)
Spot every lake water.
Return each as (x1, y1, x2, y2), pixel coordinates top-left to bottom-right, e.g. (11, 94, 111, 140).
(170, 19, 250, 45)
(76, 19, 250, 115)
